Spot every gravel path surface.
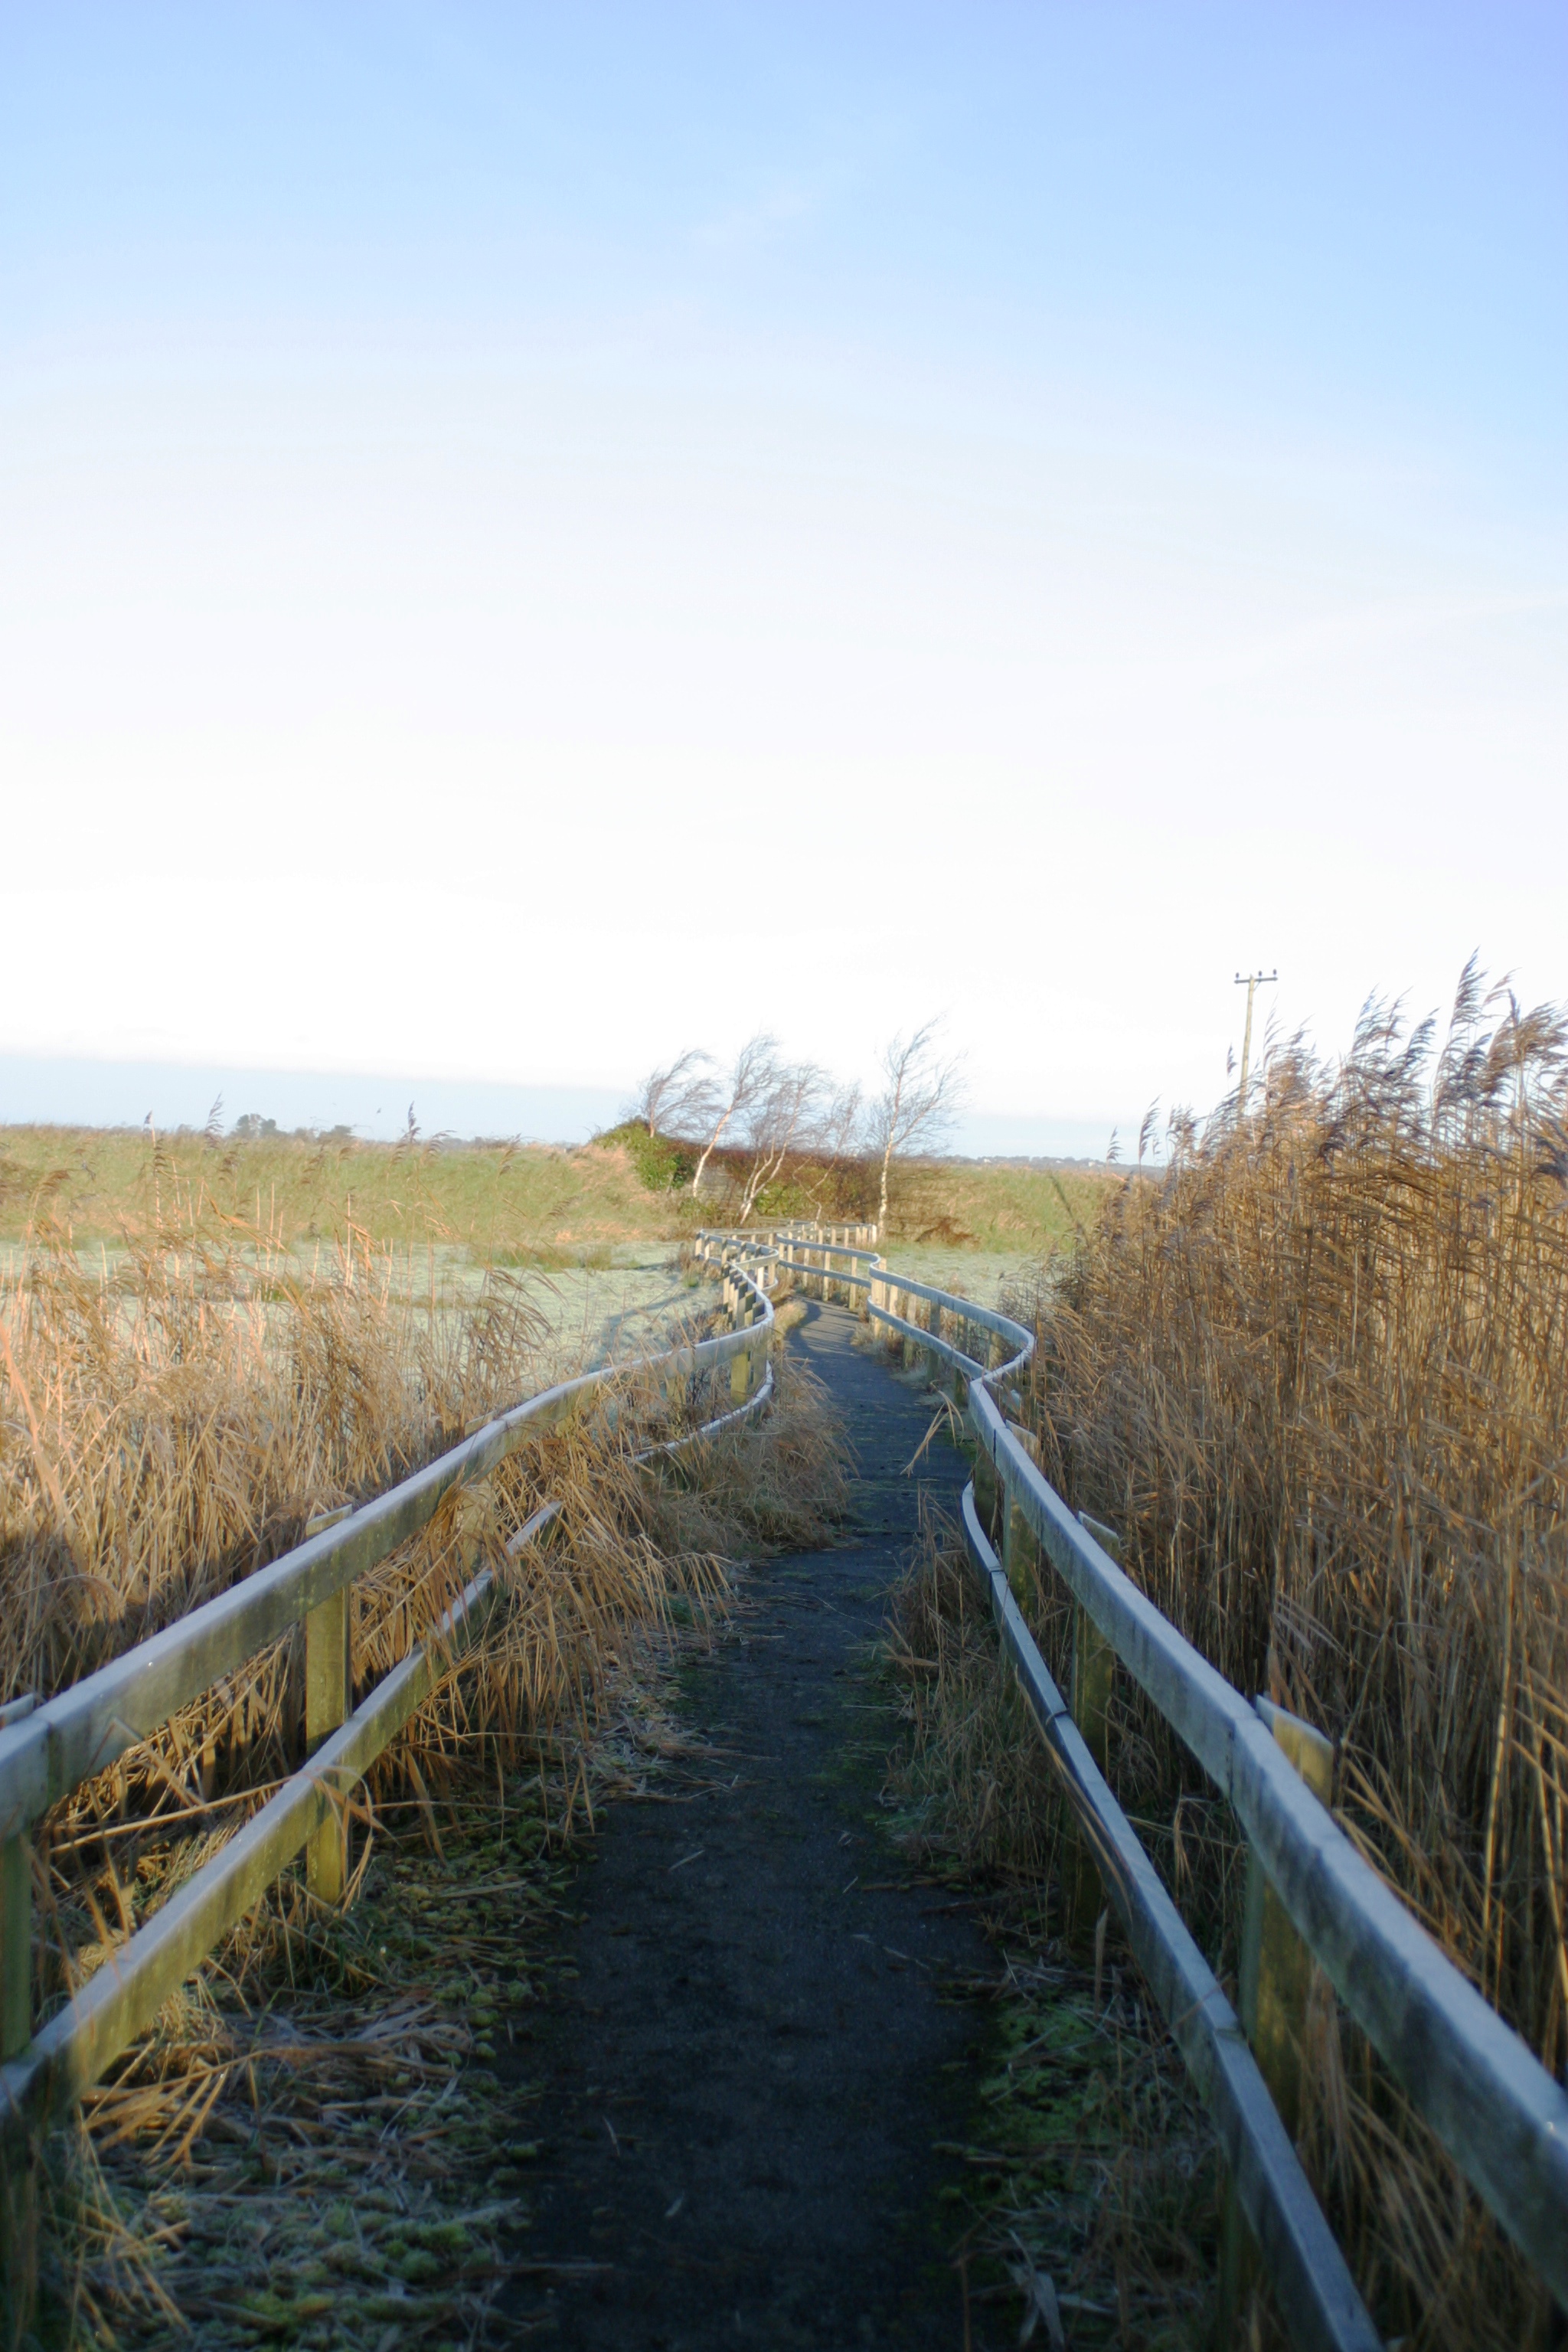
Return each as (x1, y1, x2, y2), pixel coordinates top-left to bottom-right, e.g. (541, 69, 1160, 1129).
(498, 1300, 1000, 2350)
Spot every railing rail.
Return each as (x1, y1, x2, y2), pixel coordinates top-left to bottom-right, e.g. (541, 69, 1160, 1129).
(1, 1269, 776, 2147)
(956, 1486, 1378, 2352)
(700, 1223, 1568, 2343)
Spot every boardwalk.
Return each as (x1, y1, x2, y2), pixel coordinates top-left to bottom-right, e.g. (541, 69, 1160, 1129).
(501, 1302, 997, 2349)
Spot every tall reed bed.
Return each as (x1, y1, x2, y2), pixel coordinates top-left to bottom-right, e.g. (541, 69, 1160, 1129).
(2, 1159, 849, 2343)
(1020, 969, 1568, 2347)
(2, 1210, 530, 1707)
(0, 1148, 746, 2033)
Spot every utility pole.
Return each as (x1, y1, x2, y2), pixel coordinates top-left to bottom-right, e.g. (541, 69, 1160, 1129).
(1234, 970, 1277, 1103)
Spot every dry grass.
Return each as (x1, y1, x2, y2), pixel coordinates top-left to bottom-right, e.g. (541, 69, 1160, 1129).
(2, 1204, 542, 1710)
(884, 1157, 1111, 1257)
(1011, 969, 1568, 2349)
(27, 1798, 560, 2350)
(0, 1116, 1114, 1277)
(884, 1503, 1060, 1887)
(641, 1347, 852, 1560)
(0, 1122, 679, 1256)
(0, 1162, 848, 2346)
(884, 1519, 1223, 2348)
(29, 1708, 718, 2351)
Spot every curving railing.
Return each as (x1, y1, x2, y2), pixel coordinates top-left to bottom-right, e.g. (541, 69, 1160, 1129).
(698, 1225, 1568, 2352)
(0, 1269, 776, 2152)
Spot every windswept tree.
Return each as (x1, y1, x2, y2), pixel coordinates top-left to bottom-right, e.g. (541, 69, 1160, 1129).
(623, 1049, 713, 1139)
(867, 1021, 964, 1233)
(799, 1081, 864, 1222)
(737, 1061, 828, 1222)
(691, 1035, 776, 1199)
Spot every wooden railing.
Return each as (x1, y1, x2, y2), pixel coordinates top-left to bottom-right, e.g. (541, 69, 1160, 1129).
(0, 1272, 775, 2152)
(701, 1226, 1568, 2351)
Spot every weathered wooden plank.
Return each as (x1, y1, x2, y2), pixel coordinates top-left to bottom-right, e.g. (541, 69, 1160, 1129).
(956, 1485, 1380, 2352)
(968, 1383, 1568, 2308)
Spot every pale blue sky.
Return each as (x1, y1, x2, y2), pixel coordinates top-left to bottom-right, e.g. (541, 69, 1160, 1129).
(2, 5, 1563, 1145)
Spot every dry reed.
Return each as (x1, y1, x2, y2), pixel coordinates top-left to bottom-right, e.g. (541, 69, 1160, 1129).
(884, 1502, 1059, 1888)
(0, 1164, 848, 2344)
(1014, 967, 1568, 2348)
(885, 1517, 1221, 2348)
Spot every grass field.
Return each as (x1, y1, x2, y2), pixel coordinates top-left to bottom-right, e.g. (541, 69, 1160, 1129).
(0, 1123, 678, 1256)
(0, 1122, 1111, 1413)
(0, 1121, 1110, 1285)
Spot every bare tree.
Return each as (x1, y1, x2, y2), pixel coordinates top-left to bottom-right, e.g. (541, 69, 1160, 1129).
(737, 1061, 827, 1222)
(691, 1034, 777, 1199)
(623, 1049, 713, 1139)
(800, 1080, 863, 1222)
(866, 1021, 963, 1233)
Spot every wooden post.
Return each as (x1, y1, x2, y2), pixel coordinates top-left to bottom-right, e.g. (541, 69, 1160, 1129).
(730, 1345, 751, 1404)
(1002, 1483, 1038, 1603)
(1240, 1700, 1334, 2129)
(1001, 1429, 1041, 1605)
(971, 1419, 998, 1535)
(899, 1289, 918, 1370)
(304, 1508, 353, 1902)
(925, 1298, 942, 1387)
(1068, 1511, 1120, 1937)
(1219, 1697, 1337, 2341)
(2, 1832, 31, 2060)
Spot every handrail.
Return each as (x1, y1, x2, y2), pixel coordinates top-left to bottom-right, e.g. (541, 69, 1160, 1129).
(0, 1302, 767, 1846)
(0, 1266, 776, 2139)
(2, 1501, 552, 2136)
(704, 1224, 1568, 2336)
(967, 1377, 1568, 2314)
(957, 1485, 1378, 2352)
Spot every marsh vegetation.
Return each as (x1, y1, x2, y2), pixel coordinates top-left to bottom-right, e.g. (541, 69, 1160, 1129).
(883, 969, 1568, 2349)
